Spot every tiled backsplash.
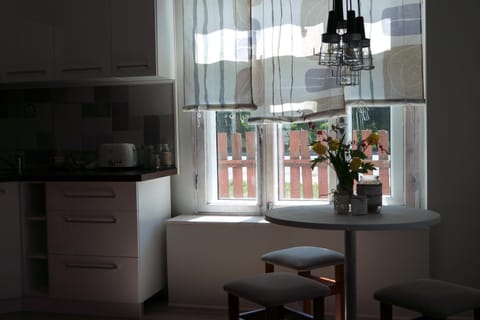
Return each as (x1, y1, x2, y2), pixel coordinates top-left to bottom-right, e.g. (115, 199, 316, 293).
(0, 81, 175, 170)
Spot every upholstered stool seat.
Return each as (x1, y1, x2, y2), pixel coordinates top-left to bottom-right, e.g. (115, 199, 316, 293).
(224, 272, 331, 320)
(261, 246, 345, 319)
(373, 279, 480, 319)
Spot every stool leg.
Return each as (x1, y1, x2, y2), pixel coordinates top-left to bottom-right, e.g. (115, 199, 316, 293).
(265, 262, 274, 273)
(380, 302, 393, 320)
(299, 271, 313, 314)
(312, 296, 325, 320)
(334, 264, 345, 320)
(265, 306, 283, 320)
(228, 293, 239, 320)
(474, 308, 480, 320)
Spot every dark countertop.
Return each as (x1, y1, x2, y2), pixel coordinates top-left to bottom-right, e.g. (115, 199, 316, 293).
(0, 167, 177, 182)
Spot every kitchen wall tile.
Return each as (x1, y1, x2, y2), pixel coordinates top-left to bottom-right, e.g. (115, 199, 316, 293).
(0, 82, 175, 165)
(144, 115, 160, 146)
(67, 87, 95, 103)
(112, 102, 129, 131)
(81, 103, 112, 118)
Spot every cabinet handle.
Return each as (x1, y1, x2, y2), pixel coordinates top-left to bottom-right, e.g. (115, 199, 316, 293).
(66, 263, 118, 270)
(64, 216, 117, 224)
(63, 191, 116, 198)
(0, 189, 5, 197)
(61, 66, 102, 73)
(7, 69, 47, 75)
(116, 64, 149, 69)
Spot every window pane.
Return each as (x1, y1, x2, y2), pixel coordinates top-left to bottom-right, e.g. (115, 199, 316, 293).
(215, 112, 257, 200)
(278, 121, 329, 200)
(351, 107, 391, 196)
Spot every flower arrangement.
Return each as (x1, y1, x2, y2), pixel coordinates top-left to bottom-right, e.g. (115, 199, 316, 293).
(308, 123, 384, 195)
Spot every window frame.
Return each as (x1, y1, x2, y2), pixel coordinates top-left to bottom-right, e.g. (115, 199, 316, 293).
(194, 104, 426, 214)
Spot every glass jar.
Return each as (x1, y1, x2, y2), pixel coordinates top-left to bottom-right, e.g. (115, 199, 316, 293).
(356, 175, 382, 214)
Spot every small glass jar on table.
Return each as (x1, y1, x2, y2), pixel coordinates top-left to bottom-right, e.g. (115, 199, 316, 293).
(356, 175, 382, 214)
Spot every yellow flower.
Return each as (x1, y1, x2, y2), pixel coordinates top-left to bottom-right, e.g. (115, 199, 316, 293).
(329, 139, 340, 151)
(350, 157, 362, 171)
(312, 142, 327, 155)
(366, 132, 379, 145)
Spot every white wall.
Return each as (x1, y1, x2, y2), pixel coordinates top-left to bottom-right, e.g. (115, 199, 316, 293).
(426, 0, 480, 288)
(166, 216, 429, 318)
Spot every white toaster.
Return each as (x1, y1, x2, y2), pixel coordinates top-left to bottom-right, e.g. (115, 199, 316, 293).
(97, 143, 138, 168)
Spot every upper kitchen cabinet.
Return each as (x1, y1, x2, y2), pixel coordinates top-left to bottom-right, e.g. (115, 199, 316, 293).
(111, 0, 156, 77)
(54, 0, 111, 80)
(0, 0, 175, 83)
(111, 0, 176, 79)
(0, 0, 55, 83)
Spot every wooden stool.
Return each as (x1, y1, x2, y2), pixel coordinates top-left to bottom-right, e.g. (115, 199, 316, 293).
(224, 272, 330, 320)
(261, 246, 345, 320)
(374, 279, 480, 319)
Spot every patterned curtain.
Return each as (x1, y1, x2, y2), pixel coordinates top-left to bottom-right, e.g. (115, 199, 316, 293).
(182, 0, 424, 122)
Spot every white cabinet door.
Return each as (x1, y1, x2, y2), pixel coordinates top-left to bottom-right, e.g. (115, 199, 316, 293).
(0, 183, 22, 299)
(111, 0, 157, 77)
(54, 0, 110, 80)
(0, 0, 55, 82)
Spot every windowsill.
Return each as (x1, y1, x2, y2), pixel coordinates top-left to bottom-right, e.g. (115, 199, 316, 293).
(167, 214, 268, 224)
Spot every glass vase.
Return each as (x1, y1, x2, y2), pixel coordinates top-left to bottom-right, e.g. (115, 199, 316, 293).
(333, 191, 351, 215)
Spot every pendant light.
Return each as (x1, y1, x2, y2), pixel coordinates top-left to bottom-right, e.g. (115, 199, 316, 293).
(318, 0, 374, 86)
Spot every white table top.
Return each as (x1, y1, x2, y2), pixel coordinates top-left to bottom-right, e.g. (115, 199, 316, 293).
(265, 205, 440, 231)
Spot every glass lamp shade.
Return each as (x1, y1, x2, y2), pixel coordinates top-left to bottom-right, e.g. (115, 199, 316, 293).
(319, 33, 341, 66)
(342, 33, 362, 68)
(336, 64, 360, 86)
(351, 39, 374, 71)
(360, 39, 374, 70)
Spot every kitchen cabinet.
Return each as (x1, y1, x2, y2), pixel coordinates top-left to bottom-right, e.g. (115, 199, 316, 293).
(111, 0, 157, 77)
(54, 0, 110, 80)
(0, 0, 175, 83)
(46, 178, 170, 312)
(0, 0, 55, 82)
(20, 183, 48, 296)
(0, 183, 22, 301)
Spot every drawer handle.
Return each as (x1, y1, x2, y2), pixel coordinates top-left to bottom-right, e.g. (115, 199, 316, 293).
(116, 63, 149, 69)
(64, 216, 117, 224)
(7, 69, 47, 75)
(61, 66, 102, 73)
(66, 263, 118, 270)
(63, 191, 116, 198)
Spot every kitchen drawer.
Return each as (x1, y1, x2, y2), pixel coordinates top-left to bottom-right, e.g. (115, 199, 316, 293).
(46, 182, 137, 211)
(49, 254, 139, 303)
(48, 210, 137, 257)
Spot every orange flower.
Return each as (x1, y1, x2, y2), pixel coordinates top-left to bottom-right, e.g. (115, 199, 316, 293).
(366, 132, 379, 145)
(312, 142, 327, 155)
(329, 139, 340, 151)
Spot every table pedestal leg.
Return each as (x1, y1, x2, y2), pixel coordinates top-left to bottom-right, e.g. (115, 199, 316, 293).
(345, 230, 356, 320)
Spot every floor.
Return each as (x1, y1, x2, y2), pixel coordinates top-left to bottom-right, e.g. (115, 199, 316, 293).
(0, 294, 227, 320)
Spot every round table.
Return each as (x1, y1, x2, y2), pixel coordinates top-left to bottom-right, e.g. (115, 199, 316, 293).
(264, 205, 440, 320)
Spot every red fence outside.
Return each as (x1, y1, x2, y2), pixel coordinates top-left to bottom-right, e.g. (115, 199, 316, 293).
(217, 129, 390, 199)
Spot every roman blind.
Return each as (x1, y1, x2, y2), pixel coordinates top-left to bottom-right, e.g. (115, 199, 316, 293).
(182, 0, 424, 122)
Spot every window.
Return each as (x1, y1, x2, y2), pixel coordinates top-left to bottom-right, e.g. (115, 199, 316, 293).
(195, 104, 426, 214)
